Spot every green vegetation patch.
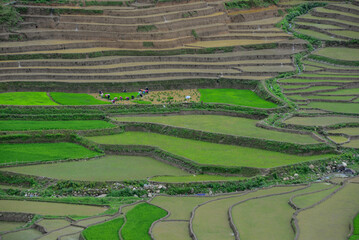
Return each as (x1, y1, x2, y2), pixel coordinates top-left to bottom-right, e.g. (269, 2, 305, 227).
(0, 142, 102, 165)
(0, 120, 115, 131)
(306, 102, 359, 114)
(83, 217, 124, 240)
(297, 183, 359, 240)
(198, 89, 277, 108)
(0, 199, 107, 216)
(349, 213, 359, 240)
(150, 175, 246, 183)
(50, 92, 110, 105)
(136, 25, 158, 32)
(2, 155, 189, 181)
(284, 116, 359, 126)
(0, 92, 57, 106)
(87, 132, 335, 168)
(314, 47, 359, 61)
(121, 203, 167, 240)
(115, 115, 318, 144)
(0, 4, 22, 31)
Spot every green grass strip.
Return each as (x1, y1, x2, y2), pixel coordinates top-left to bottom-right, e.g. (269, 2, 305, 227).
(83, 217, 124, 240)
(199, 89, 277, 108)
(0, 92, 57, 106)
(121, 203, 167, 240)
(308, 55, 359, 66)
(349, 213, 359, 240)
(0, 120, 115, 131)
(0, 142, 102, 165)
(50, 92, 110, 105)
(87, 132, 335, 168)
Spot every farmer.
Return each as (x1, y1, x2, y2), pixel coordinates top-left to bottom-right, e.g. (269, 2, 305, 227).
(126, 97, 130, 100)
(107, 94, 110, 99)
(112, 99, 115, 104)
(131, 95, 134, 99)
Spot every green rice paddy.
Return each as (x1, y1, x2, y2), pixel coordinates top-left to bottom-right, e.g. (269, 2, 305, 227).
(0, 221, 25, 233)
(83, 217, 124, 240)
(314, 47, 359, 61)
(292, 185, 339, 209)
(343, 139, 359, 148)
(193, 186, 301, 240)
(0, 200, 107, 216)
(37, 219, 70, 232)
(297, 183, 359, 240)
(152, 221, 191, 240)
(232, 183, 329, 240)
(306, 102, 359, 114)
(284, 116, 359, 126)
(87, 132, 335, 168)
(0, 142, 102, 165)
(121, 203, 167, 240)
(198, 89, 277, 108)
(294, 29, 342, 41)
(328, 135, 349, 144)
(317, 88, 359, 95)
(1, 228, 43, 240)
(0, 120, 115, 131)
(114, 115, 318, 144)
(50, 92, 110, 105)
(0, 92, 57, 106)
(1, 155, 189, 181)
(284, 86, 338, 93)
(328, 127, 359, 136)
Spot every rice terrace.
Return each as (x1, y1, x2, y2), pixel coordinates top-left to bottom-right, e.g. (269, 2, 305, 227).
(0, 0, 359, 238)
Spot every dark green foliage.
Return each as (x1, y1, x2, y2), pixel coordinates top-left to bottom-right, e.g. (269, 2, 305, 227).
(191, 29, 198, 39)
(136, 25, 157, 32)
(142, 42, 154, 47)
(0, 4, 22, 31)
(85, 1, 123, 6)
(0, 172, 38, 187)
(225, 0, 279, 10)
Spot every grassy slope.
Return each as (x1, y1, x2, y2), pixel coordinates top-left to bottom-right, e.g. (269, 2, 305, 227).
(0, 92, 57, 105)
(232, 183, 330, 240)
(2, 155, 189, 181)
(0, 120, 115, 131)
(198, 89, 278, 108)
(0, 142, 102, 164)
(297, 183, 359, 240)
(284, 116, 359, 126)
(193, 186, 301, 240)
(87, 132, 335, 168)
(50, 92, 110, 105)
(83, 217, 124, 240)
(114, 115, 318, 144)
(121, 203, 167, 240)
(0, 199, 107, 216)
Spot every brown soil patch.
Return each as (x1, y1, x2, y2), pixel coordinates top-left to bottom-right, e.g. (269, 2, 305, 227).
(89, 89, 200, 105)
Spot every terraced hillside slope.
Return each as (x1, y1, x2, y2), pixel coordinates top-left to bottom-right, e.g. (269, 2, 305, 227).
(0, 0, 358, 240)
